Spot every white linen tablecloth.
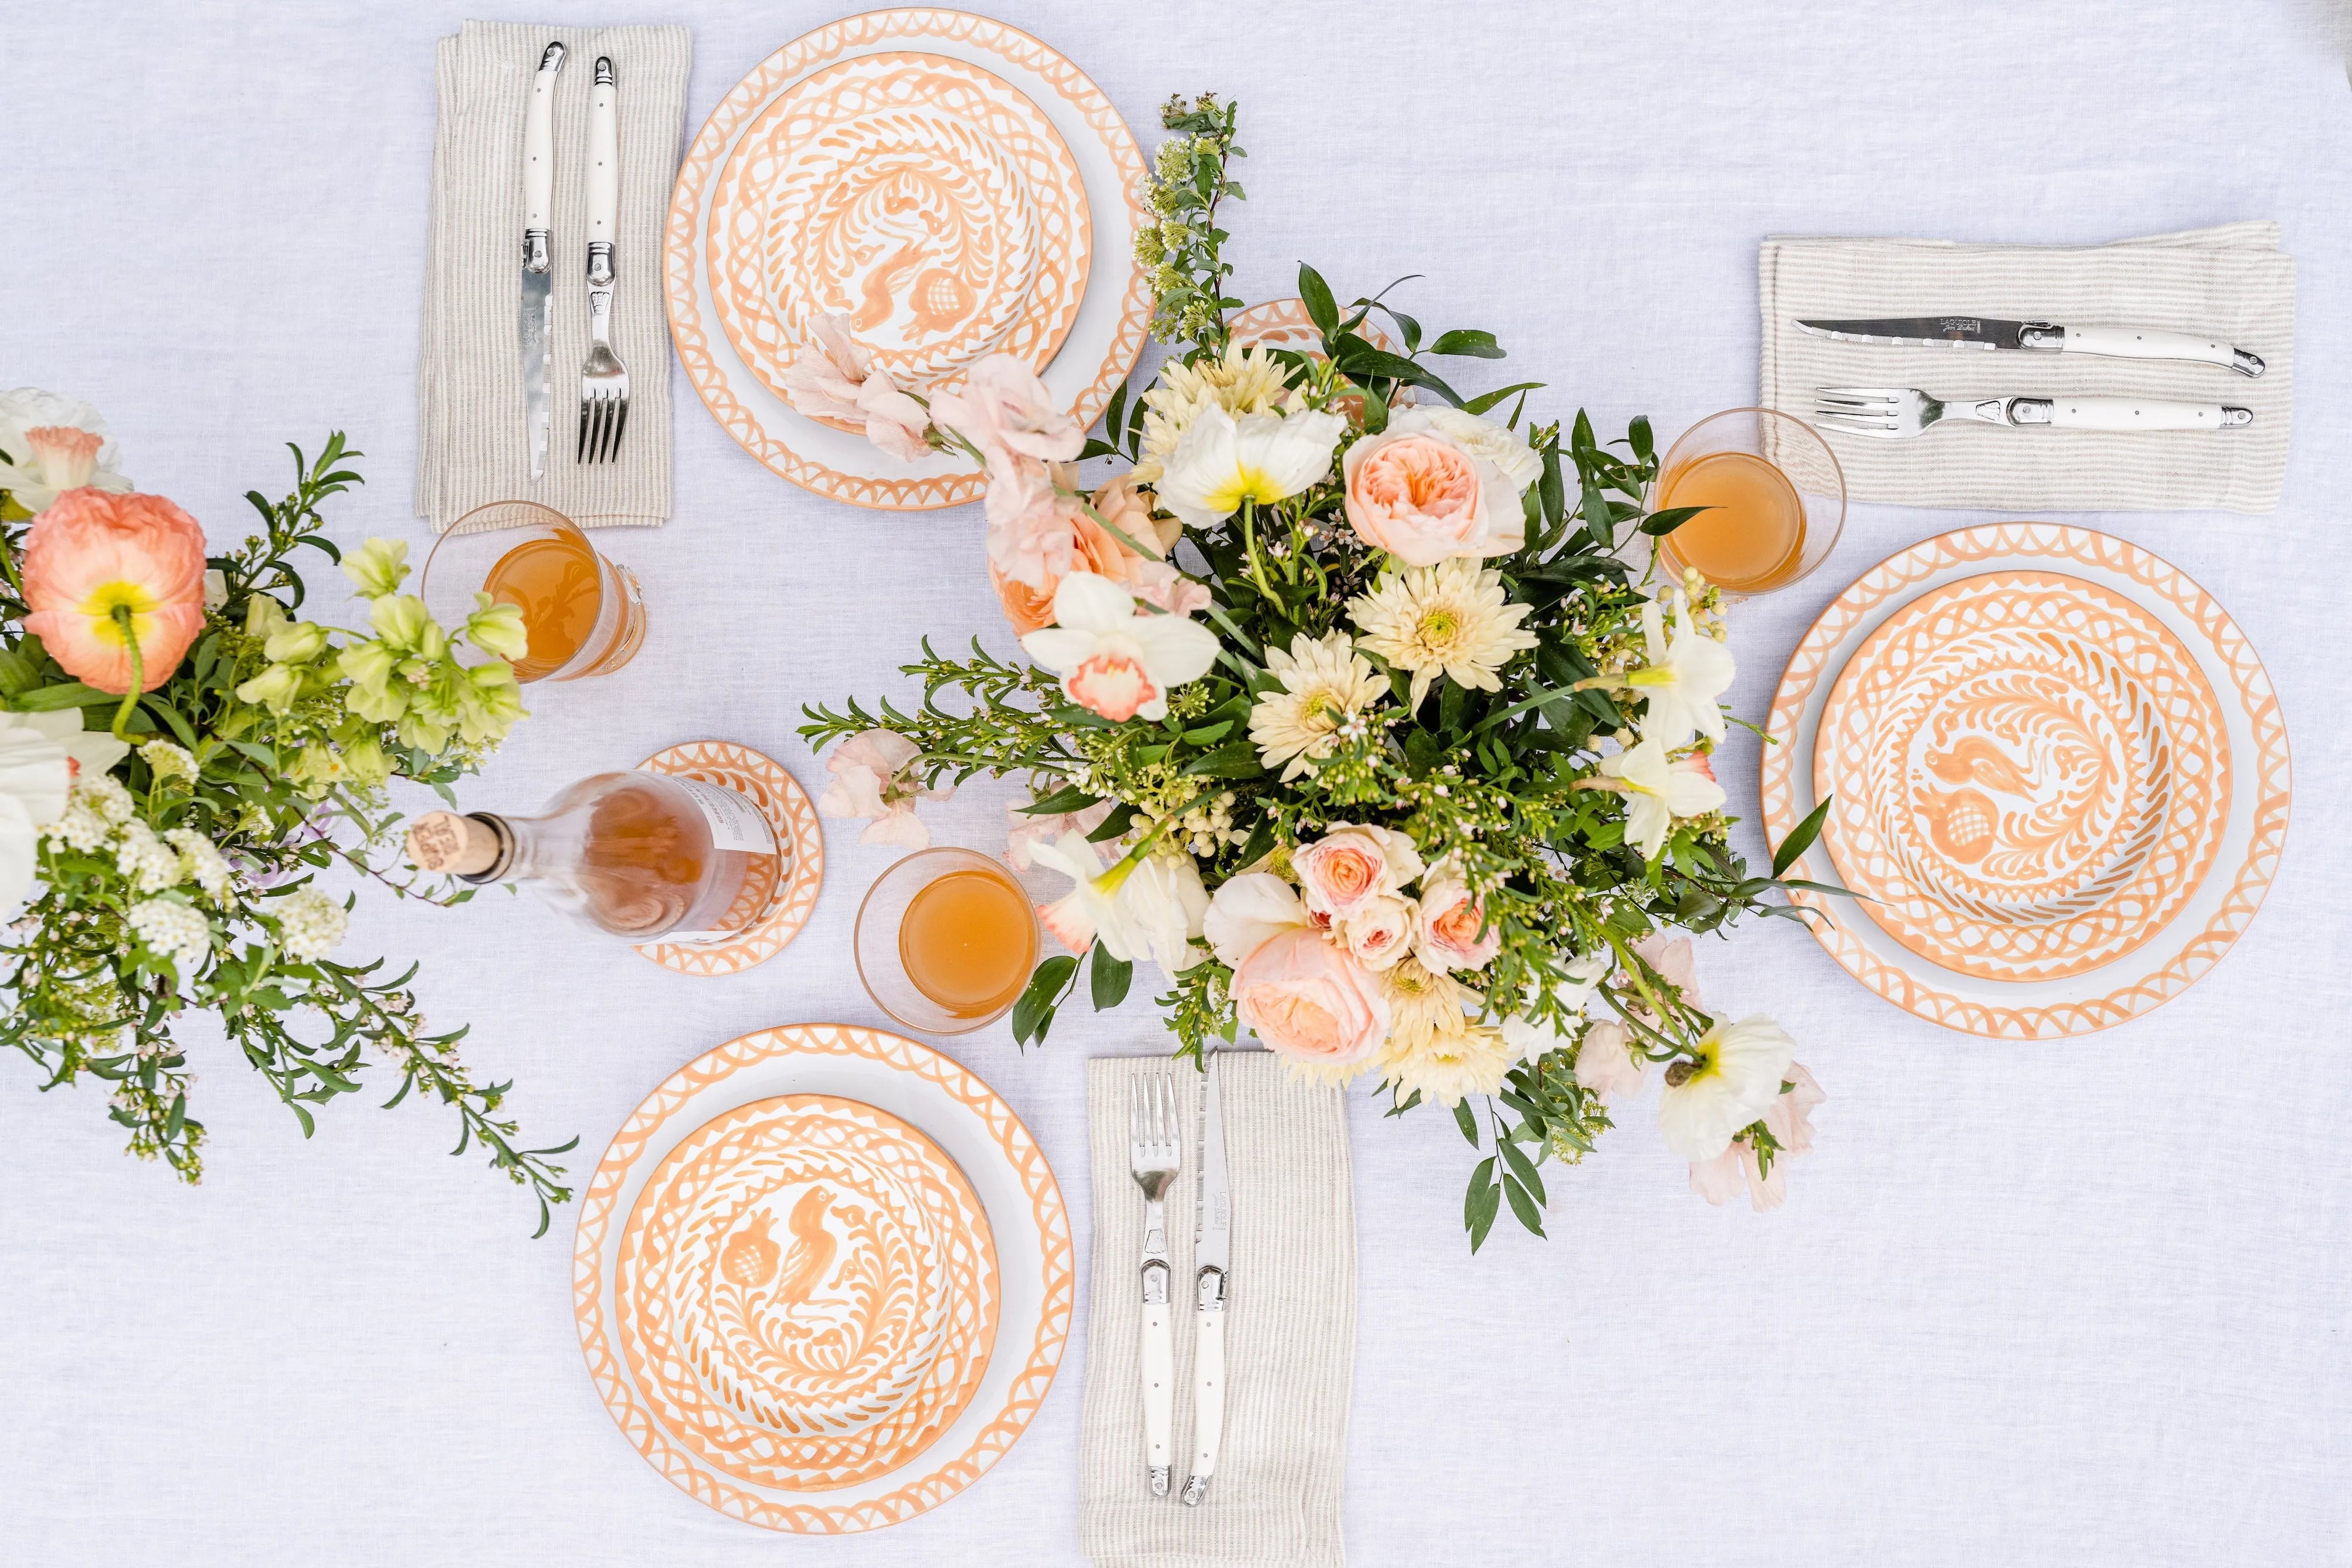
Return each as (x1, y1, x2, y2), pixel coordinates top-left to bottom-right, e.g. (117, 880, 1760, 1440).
(3, 3, 2347, 1565)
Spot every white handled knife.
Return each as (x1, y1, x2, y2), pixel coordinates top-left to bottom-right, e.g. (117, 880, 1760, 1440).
(519, 40, 566, 481)
(1797, 316, 2263, 378)
(1182, 1051, 1230, 1508)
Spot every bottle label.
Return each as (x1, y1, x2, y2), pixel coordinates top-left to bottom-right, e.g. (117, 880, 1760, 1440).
(670, 775, 778, 856)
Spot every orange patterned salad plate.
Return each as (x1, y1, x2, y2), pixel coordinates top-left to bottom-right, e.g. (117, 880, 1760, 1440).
(1762, 524, 2289, 1038)
(575, 1024, 1070, 1531)
(668, 10, 1148, 510)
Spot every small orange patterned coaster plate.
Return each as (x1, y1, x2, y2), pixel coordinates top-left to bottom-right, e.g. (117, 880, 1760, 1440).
(633, 741, 823, 976)
(1762, 525, 2290, 1037)
(668, 10, 1148, 510)
(616, 1095, 998, 1492)
(576, 1023, 1071, 1532)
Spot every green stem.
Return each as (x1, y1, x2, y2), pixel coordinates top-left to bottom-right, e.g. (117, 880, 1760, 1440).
(108, 605, 144, 741)
(1237, 500, 1278, 603)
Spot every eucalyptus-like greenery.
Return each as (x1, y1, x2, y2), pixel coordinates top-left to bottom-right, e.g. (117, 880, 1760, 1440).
(0, 440, 575, 1233)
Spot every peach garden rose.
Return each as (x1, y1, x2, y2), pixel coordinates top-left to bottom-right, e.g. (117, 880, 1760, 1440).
(1294, 823, 1424, 919)
(22, 487, 209, 694)
(1231, 925, 1390, 1077)
(1340, 409, 1525, 566)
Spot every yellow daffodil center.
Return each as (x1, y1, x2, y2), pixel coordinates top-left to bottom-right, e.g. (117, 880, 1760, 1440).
(77, 582, 162, 644)
(1203, 463, 1285, 513)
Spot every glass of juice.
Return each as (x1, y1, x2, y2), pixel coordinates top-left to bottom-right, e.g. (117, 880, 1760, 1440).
(1650, 409, 1845, 600)
(420, 500, 647, 681)
(856, 848, 1042, 1036)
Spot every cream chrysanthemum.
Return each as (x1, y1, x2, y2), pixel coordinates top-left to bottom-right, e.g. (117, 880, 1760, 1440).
(1129, 343, 1292, 485)
(1248, 631, 1387, 781)
(1349, 558, 1540, 714)
(1381, 957, 1474, 1053)
(1381, 1018, 1515, 1108)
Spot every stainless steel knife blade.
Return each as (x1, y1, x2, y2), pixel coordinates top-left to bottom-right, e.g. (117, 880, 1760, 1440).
(519, 40, 566, 481)
(520, 267, 554, 480)
(1797, 315, 2029, 351)
(1194, 1052, 1230, 1286)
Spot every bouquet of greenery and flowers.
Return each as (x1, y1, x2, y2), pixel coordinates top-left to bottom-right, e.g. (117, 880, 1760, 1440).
(0, 392, 573, 1231)
(800, 98, 1837, 1246)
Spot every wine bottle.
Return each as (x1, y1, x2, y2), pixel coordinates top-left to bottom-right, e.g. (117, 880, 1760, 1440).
(406, 771, 779, 943)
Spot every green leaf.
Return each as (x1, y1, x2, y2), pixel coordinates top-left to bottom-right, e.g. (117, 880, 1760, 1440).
(1630, 415, 1655, 464)
(1090, 943, 1134, 1010)
(1087, 802, 1141, 841)
(1497, 1134, 1547, 1207)
(1453, 1098, 1479, 1146)
(163, 1092, 186, 1143)
(1502, 1173, 1546, 1237)
(1180, 719, 1234, 745)
(1773, 795, 1834, 878)
(1183, 739, 1267, 779)
(1466, 1158, 1500, 1252)
(11, 681, 116, 711)
(1105, 382, 1129, 449)
(1462, 381, 1545, 416)
(1639, 504, 1711, 537)
(1011, 954, 1079, 1046)
(1359, 378, 1389, 435)
(1019, 782, 1102, 816)
(1427, 328, 1505, 359)
(1298, 263, 1338, 336)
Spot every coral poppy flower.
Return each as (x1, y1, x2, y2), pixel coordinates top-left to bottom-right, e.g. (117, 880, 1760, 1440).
(22, 488, 209, 694)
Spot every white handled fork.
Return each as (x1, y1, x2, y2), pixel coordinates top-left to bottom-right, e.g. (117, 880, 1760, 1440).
(577, 55, 630, 463)
(1129, 1070, 1181, 1498)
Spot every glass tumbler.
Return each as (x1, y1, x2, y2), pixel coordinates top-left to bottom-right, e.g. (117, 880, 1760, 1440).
(421, 500, 646, 681)
(856, 848, 1043, 1036)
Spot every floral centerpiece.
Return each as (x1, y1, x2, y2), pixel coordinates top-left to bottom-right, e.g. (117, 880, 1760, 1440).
(802, 98, 1836, 1245)
(0, 393, 573, 1231)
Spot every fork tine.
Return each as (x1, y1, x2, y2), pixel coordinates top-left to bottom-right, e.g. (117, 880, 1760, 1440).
(610, 396, 629, 461)
(1813, 413, 1904, 437)
(598, 393, 617, 464)
(576, 399, 590, 464)
(1813, 386, 1910, 399)
(1129, 1073, 1141, 1139)
(1811, 408, 1898, 426)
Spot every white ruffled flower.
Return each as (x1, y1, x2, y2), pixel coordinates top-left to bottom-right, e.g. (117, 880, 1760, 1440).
(1626, 593, 1735, 748)
(0, 718, 73, 911)
(1598, 738, 1726, 860)
(1155, 404, 1349, 531)
(1657, 1014, 1797, 1161)
(276, 887, 349, 961)
(1407, 405, 1544, 492)
(127, 895, 211, 975)
(1247, 630, 1387, 782)
(1020, 572, 1220, 724)
(1202, 871, 1313, 969)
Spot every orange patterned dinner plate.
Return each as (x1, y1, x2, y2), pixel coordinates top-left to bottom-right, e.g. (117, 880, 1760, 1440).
(1762, 525, 2290, 1038)
(575, 1024, 1071, 1531)
(668, 11, 1148, 509)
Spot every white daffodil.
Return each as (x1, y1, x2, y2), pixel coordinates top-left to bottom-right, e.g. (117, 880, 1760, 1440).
(1021, 571, 1220, 723)
(1202, 871, 1313, 968)
(1031, 831, 1206, 975)
(1598, 737, 1726, 860)
(1116, 851, 1211, 976)
(1656, 1013, 1797, 1160)
(1030, 830, 1139, 960)
(1, 708, 129, 790)
(1625, 593, 1735, 748)
(0, 388, 131, 514)
(1155, 404, 1349, 531)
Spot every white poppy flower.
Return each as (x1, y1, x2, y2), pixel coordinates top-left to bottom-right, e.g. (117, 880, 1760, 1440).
(1625, 593, 1735, 748)
(1021, 571, 1219, 723)
(1154, 404, 1349, 531)
(1599, 737, 1726, 860)
(1656, 1013, 1796, 1160)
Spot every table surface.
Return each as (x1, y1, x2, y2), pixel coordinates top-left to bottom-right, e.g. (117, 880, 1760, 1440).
(6, 3, 2349, 1564)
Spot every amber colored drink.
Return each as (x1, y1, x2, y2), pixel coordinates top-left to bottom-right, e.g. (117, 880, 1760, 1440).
(897, 867, 1039, 1021)
(1656, 451, 1807, 592)
(483, 532, 603, 681)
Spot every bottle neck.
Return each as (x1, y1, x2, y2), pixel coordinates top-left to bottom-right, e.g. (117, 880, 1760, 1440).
(456, 812, 522, 883)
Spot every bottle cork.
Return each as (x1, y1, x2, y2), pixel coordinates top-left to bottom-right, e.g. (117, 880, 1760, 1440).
(406, 812, 504, 877)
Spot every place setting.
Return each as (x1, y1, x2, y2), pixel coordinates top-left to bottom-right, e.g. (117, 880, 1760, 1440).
(0, 5, 2312, 1563)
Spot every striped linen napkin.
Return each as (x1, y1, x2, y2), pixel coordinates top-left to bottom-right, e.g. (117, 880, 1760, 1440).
(1759, 222, 2294, 512)
(418, 21, 688, 530)
(1080, 1053, 1355, 1568)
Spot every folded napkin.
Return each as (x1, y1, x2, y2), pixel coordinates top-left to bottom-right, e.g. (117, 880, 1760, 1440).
(1081, 1054, 1355, 1568)
(1759, 222, 2294, 513)
(418, 21, 690, 530)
